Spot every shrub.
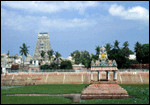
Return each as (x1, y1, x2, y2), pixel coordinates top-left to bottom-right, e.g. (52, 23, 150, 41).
(60, 60, 72, 69)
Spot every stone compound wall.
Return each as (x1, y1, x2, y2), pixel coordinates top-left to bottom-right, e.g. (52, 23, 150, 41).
(1, 72, 149, 85)
(130, 64, 149, 69)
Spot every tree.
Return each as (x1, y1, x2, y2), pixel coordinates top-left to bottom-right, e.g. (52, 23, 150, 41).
(105, 43, 112, 53)
(71, 50, 91, 68)
(108, 49, 116, 60)
(140, 44, 149, 63)
(122, 41, 134, 57)
(91, 53, 97, 62)
(134, 42, 142, 63)
(106, 41, 132, 68)
(19, 43, 30, 71)
(47, 49, 54, 62)
(114, 49, 131, 69)
(40, 64, 49, 70)
(95, 46, 100, 59)
(80, 50, 91, 68)
(105, 43, 112, 59)
(123, 41, 129, 48)
(40, 50, 45, 63)
(60, 60, 72, 69)
(71, 50, 81, 64)
(113, 40, 120, 50)
(112, 40, 120, 57)
(55, 51, 61, 69)
(49, 62, 57, 69)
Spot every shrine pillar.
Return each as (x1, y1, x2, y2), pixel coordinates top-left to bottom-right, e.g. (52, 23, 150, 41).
(106, 71, 110, 81)
(113, 71, 117, 81)
(98, 71, 101, 83)
(91, 71, 93, 83)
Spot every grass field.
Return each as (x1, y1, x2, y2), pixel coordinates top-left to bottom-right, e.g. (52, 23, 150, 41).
(1, 84, 149, 104)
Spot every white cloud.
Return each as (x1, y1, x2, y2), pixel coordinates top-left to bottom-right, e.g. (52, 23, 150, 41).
(109, 4, 149, 22)
(1, 8, 97, 31)
(1, 1, 100, 14)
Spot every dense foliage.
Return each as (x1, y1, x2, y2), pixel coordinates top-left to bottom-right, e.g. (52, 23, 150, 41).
(47, 49, 54, 61)
(134, 43, 149, 64)
(40, 61, 73, 70)
(40, 50, 45, 61)
(92, 40, 149, 69)
(71, 50, 91, 68)
(60, 60, 73, 69)
(40, 63, 58, 70)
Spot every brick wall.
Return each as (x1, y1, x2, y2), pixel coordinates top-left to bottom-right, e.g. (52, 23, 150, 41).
(1, 72, 149, 85)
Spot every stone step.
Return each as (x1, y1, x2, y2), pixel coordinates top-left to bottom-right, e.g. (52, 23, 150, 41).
(80, 83, 129, 99)
(81, 94, 129, 99)
(92, 81, 117, 84)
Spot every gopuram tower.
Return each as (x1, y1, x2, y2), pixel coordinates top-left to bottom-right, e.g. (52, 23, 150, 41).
(33, 32, 52, 63)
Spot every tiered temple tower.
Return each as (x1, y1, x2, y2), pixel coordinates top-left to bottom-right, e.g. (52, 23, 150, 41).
(33, 32, 52, 62)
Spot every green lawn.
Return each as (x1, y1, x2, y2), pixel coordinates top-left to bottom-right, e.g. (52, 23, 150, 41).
(1, 84, 149, 104)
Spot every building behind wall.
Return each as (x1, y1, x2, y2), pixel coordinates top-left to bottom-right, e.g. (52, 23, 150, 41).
(33, 32, 52, 64)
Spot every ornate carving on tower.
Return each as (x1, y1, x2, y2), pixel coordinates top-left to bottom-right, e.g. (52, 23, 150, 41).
(33, 32, 52, 62)
(99, 45, 108, 61)
(91, 46, 117, 67)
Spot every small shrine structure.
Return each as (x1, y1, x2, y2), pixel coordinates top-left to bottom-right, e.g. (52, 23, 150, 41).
(91, 46, 118, 83)
(80, 46, 129, 99)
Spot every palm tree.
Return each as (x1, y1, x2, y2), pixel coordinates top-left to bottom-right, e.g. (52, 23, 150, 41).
(134, 42, 142, 62)
(134, 42, 141, 53)
(95, 45, 100, 59)
(113, 40, 120, 55)
(105, 43, 112, 53)
(113, 40, 120, 50)
(47, 49, 54, 63)
(55, 51, 61, 69)
(123, 41, 129, 49)
(40, 50, 45, 64)
(105, 43, 112, 59)
(19, 43, 30, 71)
(122, 41, 130, 57)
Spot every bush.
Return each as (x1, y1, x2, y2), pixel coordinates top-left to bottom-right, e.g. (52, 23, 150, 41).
(129, 60, 139, 64)
(49, 63, 57, 69)
(40, 64, 50, 70)
(60, 60, 72, 69)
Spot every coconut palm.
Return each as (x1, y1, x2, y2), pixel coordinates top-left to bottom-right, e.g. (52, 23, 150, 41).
(134, 42, 141, 53)
(122, 41, 131, 57)
(113, 40, 120, 55)
(19, 43, 30, 71)
(134, 42, 142, 62)
(123, 41, 129, 49)
(95, 45, 100, 59)
(55, 51, 61, 69)
(113, 40, 120, 50)
(47, 49, 54, 63)
(105, 43, 112, 59)
(105, 43, 112, 53)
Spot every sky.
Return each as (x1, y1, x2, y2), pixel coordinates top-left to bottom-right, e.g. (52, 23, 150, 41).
(1, 1, 149, 59)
